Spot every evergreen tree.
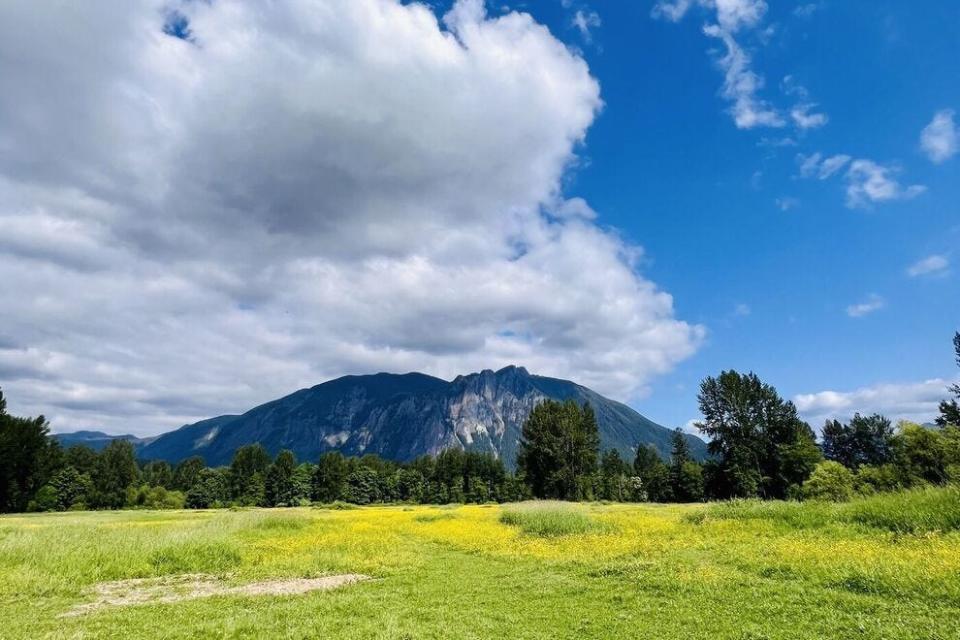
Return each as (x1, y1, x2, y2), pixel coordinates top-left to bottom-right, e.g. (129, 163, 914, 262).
(516, 399, 599, 500)
(91, 440, 139, 509)
(264, 450, 297, 506)
(64, 445, 98, 476)
(936, 332, 960, 427)
(633, 444, 672, 502)
(229, 444, 271, 504)
(173, 456, 206, 492)
(0, 388, 62, 513)
(312, 451, 348, 502)
(669, 429, 703, 502)
(185, 467, 230, 508)
(599, 449, 630, 501)
(142, 460, 174, 489)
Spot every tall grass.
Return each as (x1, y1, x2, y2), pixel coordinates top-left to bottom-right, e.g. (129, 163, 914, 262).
(844, 485, 960, 534)
(499, 501, 605, 537)
(692, 485, 960, 534)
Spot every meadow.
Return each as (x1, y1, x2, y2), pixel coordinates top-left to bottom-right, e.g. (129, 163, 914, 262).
(2, 490, 959, 639)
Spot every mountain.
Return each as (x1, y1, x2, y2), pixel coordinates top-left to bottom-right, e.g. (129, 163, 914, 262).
(53, 430, 154, 452)
(136, 366, 707, 467)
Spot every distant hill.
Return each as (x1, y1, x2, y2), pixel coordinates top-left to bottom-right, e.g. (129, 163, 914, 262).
(124, 366, 707, 468)
(53, 430, 153, 452)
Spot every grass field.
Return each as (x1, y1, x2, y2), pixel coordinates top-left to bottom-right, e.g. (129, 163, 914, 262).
(2, 491, 959, 639)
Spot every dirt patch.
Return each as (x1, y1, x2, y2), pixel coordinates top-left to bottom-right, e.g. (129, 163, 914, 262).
(63, 573, 370, 617)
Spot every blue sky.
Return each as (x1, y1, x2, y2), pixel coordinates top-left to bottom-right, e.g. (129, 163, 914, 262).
(479, 0, 960, 429)
(0, 0, 956, 436)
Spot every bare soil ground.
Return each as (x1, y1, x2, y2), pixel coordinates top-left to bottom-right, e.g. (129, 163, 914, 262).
(63, 573, 370, 617)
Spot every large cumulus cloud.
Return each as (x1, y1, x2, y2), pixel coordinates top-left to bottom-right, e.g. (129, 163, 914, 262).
(0, 0, 704, 435)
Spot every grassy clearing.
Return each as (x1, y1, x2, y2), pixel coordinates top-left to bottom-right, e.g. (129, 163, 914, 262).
(1, 491, 959, 639)
(499, 501, 606, 537)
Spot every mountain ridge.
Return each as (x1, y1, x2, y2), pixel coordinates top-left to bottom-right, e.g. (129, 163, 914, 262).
(64, 366, 708, 467)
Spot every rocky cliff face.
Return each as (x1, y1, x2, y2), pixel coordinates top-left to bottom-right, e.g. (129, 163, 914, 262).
(137, 366, 707, 467)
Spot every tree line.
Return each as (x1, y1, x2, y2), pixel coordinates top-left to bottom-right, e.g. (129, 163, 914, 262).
(2, 332, 958, 512)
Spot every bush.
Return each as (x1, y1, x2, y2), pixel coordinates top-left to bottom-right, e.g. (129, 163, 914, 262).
(28, 485, 58, 512)
(499, 501, 605, 537)
(854, 464, 902, 495)
(126, 485, 186, 509)
(802, 461, 855, 501)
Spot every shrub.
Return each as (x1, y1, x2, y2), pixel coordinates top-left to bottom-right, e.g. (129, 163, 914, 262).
(126, 485, 186, 509)
(854, 464, 902, 495)
(802, 461, 855, 501)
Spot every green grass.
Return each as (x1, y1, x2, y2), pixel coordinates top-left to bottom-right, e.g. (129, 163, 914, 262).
(695, 485, 960, 534)
(843, 485, 960, 533)
(499, 501, 605, 537)
(1, 490, 959, 639)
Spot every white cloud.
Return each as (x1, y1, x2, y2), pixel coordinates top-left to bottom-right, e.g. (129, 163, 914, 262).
(733, 303, 751, 316)
(651, 0, 695, 23)
(704, 24, 784, 129)
(845, 160, 926, 209)
(920, 109, 958, 164)
(654, 0, 784, 129)
(845, 294, 885, 318)
(790, 103, 828, 130)
(793, 3, 820, 19)
(572, 10, 601, 42)
(819, 154, 852, 179)
(799, 153, 924, 208)
(795, 378, 955, 426)
(797, 152, 850, 179)
(907, 254, 950, 277)
(0, 0, 704, 435)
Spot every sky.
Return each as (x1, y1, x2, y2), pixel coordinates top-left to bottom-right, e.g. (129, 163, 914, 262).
(0, 0, 957, 437)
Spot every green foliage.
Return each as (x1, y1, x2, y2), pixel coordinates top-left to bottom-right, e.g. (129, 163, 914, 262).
(673, 461, 705, 502)
(173, 456, 206, 492)
(499, 501, 604, 537)
(634, 444, 671, 502)
(668, 430, 704, 502)
(229, 444, 271, 505)
(935, 332, 960, 427)
(345, 466, 381, 505)
(696, 370, 820, 499)
(598, 449, 631, 501)
(264, 450, 298, 507)
(28, 484, 59, 512)
(64, 445, 98, 476)
(893, 421, 948, 485)
(141, 461, 174, 490)
(185, 467, 230, 508)
(853, 463, 902, 495)
(90, 440, 139, 509)
(517, 399, 600, 500)
(312, 451, 348, 502)
(126, 485, 186, 509)
(803, 461, 855, 501)
(821, 414, 894, 469)
(0, 388, 61, 513)
(50, 466, 92, 511)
